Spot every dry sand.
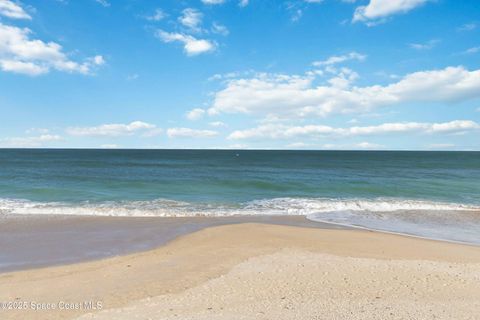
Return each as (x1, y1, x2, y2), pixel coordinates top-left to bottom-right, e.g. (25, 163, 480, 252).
(1, 222, 480, 320)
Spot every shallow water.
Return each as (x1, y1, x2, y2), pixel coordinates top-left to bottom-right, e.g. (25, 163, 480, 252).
(0, 215, 339, 272)
(0, 149, 479, 244)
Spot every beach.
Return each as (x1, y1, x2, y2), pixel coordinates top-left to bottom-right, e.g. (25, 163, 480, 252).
(1, 218, 480, 320)
(1, 150, 479, 319)
(2, 0, 480, 316)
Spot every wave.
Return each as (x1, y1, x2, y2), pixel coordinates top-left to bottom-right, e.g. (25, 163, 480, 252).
(0, 197, 478, 217)
(244, 198, 479, 214)
(1, 197, 480, 244)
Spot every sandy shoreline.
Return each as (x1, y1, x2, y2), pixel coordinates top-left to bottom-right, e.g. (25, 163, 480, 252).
(0, 215, 344, 272)
(1, 221, 480, 319)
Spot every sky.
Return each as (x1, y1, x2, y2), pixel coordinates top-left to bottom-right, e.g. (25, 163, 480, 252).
(0, 0, 479, 150)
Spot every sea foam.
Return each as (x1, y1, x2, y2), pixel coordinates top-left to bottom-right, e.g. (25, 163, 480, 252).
(1, 197, 480, 244)
(0, 197, 478, 217)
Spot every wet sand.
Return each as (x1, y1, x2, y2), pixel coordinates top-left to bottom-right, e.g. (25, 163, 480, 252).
(1, 221, 480, 320)
(0, 214, 344, 272)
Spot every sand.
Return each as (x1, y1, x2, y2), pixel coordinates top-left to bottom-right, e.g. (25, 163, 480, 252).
(1, 222, 480, 320)
(0, 214, 342, 272)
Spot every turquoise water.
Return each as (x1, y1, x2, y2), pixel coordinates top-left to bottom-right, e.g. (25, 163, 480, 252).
(1, 149, 479, 244)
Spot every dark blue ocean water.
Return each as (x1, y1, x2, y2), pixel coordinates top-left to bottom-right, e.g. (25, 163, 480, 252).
(0, 149, 479, 244)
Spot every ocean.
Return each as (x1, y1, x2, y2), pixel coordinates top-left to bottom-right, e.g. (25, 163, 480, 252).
(1, 149, 479, 244)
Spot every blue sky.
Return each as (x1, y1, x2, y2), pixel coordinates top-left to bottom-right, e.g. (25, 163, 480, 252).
(0, 0, 479, 150)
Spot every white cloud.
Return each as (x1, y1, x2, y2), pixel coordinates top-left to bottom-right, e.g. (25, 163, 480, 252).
(427, 120, 480, 133)
(228, 120, 480, 140)
(208, 66, 480, 118)
(409, 39, 439, 50)
(90, 55, 105, 66)
(286, 0, 326, 22)
(179, 8, 203, 32)
(457, 23, 476, 32)
(167, 127, 218, 138)
(211, 22, 229, 36)
(0, 134, 62, 147)
(202, 0, 226, 4)
(0, 0, 31, 19)
(100, 144, 120, 149)
(0, 60, 46, 75)
(186, 108, 206, 121)
(146, 9, 165, 22)
(225, 143, 248, 149)
(200, 0, 247, 6)
(319, 141, 383, 150)
(463, 47, 480, 55)
(209, 74, 223, 81)
(287, 142, 311, 148)
(25, 127, 49, 134)
(156, 30, 216, 56)
(313, 52, 366, 66)
(66, 121, 156, 137)
(94, 0, 110, 7)
(208, 71, 251, 81)
(0, 23, 104, 76)
(290, 9, 303, 22)
(353, 0, 430, 25)
(228, 123, 333, 140)
(355, 142, 384, 149)
(327, 67, 359, 89)
(209, 121, 227, 127)
(126, 73, 139, 80)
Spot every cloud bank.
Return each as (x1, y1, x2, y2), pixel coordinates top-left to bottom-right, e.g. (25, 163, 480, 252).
(67, 121, 156, 137)
(228, 120, 480, 140)
(208, 66, 480, 118)
(0, 0, 104, 76)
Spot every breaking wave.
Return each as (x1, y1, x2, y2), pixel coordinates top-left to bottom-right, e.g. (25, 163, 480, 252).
(0, 197, 477, 216)
(2, 197, 480, 245)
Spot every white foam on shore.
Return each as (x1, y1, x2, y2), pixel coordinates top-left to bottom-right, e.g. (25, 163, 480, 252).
(245, 198, 479, 215)
(1, 197, 480, 244)
(0, 197, 478, 217)
(306, 209, 480, 245)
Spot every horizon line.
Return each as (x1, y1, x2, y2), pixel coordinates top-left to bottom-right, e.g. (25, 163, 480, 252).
(0, 148, 478, 152)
